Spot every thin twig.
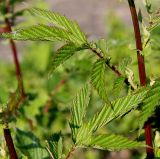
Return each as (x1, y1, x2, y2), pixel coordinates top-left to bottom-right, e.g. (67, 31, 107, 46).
(127, 0, 154, 158)
(89, 47, 134, 89)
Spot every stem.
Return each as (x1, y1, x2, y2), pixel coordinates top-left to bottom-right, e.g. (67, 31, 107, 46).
(89, 47, 134, 89)
(3, 126, 18, 159)
(65, 146, 76, 159)
(127, 0, 154, 158)
(4, 0, 25, 99)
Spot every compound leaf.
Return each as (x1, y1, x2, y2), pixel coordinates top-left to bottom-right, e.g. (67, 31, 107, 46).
(87, 88, 149, 133)
(75, 87, 148, 145)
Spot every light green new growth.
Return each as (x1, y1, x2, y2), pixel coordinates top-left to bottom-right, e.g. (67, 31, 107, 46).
(70, 83, 91, 142)
(91, 59, 111, 105)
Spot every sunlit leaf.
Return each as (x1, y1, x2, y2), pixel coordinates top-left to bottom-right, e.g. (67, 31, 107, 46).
(28, 7, 87, 45)
(88, 134, 145, 150)
(70, 83, 91, 142)
(91, 59, 111, 105)
(49, 43, 86, 76)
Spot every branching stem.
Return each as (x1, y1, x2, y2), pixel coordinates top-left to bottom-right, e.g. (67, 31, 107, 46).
(89, 46, 134, 89)
(127, 0, 154, 158)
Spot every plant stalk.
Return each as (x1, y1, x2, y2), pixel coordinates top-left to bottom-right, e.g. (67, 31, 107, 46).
(90, 47, 134, 89)
(127, 0, 154, 158)
(5, 0, 25, 99)
(3, 127, 18, 159)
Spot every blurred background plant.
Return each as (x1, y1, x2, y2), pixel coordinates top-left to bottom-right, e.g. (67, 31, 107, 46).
(0, 0, 160, 159)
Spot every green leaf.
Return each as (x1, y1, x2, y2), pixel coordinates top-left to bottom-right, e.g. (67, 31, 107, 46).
(139, 81, 160, 130)
(16, 128, 49, 159)
(46, 133, 63, 159)
(1, 24, 81, 44)
(87, 88, 149, 133)
(75, 88, 149, 145)
(49, 43, 86, 76)
(91, 59, 111, 105)
(28, 7, 87, 45)
(88, 134, 145, 151)
(70, 83, 91, 142)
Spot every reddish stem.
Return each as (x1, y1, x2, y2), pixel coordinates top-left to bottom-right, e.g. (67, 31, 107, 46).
(4, 0, 25, 99)
(127, 0, 154, 158)
(90, 47, 133, 89)
(3, 128, 18, 159)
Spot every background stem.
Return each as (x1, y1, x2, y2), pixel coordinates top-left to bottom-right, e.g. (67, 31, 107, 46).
(5, 0, 25, 99)
(3, 128, 18, 159)
(127, 0, 154, 158)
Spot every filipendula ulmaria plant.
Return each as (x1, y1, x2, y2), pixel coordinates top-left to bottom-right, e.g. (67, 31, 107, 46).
(1, 6, 160, 158)
(46, 83, 148, 159)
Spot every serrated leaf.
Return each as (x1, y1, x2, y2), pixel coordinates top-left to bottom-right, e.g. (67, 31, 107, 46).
(87, 88, 149, 133)
(75, 88, 149, 145)
(46, 133, 63, 159)
(70, 83, 91, 142)
(1, 24, 82, 44)
(49, 43, 86, 75)
(88, 134, 145, 151)
(91, 59, 111, 105)
(28, 7, 87, 45)
(139, 81, 160, 131)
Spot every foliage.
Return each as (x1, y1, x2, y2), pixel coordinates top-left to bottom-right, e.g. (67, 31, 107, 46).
(0, 0, 160, 159)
